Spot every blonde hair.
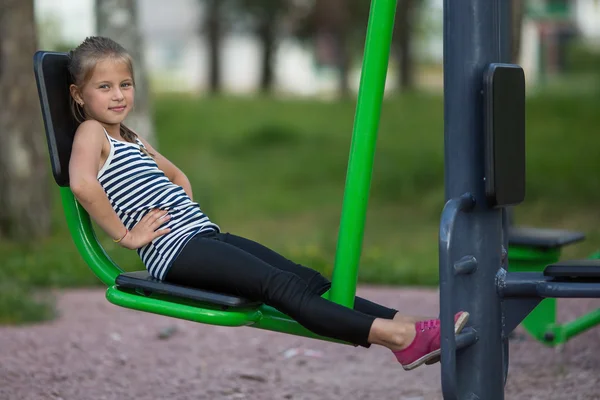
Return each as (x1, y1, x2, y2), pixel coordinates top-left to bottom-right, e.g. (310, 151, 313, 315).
(68, 36, 153, 157)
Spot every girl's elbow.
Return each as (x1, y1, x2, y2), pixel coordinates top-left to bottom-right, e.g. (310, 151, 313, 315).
(70, 177, 95, 197)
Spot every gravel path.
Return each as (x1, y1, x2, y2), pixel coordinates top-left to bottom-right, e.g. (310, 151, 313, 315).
(1, 286, 599, 400)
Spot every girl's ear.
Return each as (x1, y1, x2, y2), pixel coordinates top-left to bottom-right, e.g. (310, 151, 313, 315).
(69, 84, 83, 105)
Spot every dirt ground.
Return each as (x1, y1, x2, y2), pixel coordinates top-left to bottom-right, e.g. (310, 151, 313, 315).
(1, 286, 599, 400)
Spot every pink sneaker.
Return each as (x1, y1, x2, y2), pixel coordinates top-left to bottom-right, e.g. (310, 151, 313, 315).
(393, 311, 469, 371)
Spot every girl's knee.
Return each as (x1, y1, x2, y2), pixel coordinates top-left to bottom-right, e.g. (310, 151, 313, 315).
(307, 272, 331, 295)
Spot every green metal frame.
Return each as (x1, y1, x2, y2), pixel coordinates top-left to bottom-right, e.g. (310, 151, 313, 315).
(330, 0, 398, 308)
(509, 244, 600, 346)
(58, 0, 398, 343)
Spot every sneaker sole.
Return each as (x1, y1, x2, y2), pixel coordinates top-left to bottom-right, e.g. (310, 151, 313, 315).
(403, 312, 470, 371)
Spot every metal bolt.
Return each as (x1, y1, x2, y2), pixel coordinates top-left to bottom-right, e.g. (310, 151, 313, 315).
(543, 332, 555, 342)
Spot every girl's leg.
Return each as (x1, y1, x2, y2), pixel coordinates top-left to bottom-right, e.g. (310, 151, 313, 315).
(218, 233, 407, 320)
(165, 234, 413, 349)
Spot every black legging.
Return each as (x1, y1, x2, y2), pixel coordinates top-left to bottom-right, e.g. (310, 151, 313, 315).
(164, 231, 398, 347)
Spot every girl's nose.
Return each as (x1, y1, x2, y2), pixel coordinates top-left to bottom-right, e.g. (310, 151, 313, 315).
(113, 88, 125, 101)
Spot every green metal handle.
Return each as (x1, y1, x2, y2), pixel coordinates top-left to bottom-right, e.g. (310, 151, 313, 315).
(329, 0, 398, 307)
(60, 187, 123, 286)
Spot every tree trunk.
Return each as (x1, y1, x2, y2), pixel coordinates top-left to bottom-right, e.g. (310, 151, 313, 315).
(314, 0, 350, 97)
(95, 0, 157, 146)
(334, 0, 350, 97)
(258, 13, 276, 93)
(336, 29, 350, 97)
(257, 10, 277, 93)
(0, 0, 51, 239)
(395, 0, 416, 91)
(511, 0, 525, 64)
(205, 0, 222, 94)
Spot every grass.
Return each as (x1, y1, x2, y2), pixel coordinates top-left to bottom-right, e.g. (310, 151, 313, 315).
(2, 88, 600, 324)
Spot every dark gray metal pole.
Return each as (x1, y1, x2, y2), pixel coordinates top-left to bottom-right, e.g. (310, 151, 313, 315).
(442, 1, 505, 399)
(500, 0, 512, 63)
(500, 0, 513, 251)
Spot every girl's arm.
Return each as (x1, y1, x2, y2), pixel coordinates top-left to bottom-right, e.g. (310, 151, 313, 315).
(136, 136, 194, 200)
(69, 120, 130, 241)
(69, 121, 171, 249)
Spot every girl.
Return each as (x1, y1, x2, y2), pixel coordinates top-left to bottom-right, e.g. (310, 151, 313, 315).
(67, 36, 468, 371)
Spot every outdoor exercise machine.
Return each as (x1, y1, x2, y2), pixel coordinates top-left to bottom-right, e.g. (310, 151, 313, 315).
(33, 0, 400, 345)
(438, 0, 600, 399)
(508, 227, 600, 347)
(32, 0, 600, 399)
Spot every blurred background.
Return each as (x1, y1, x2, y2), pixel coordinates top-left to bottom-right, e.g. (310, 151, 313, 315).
(1, 0, 599, 324)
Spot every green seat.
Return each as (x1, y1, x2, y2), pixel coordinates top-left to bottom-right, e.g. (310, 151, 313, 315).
(33, 50, 347, 343)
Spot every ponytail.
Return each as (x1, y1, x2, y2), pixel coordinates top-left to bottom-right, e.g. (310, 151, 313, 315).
(120, 124, 155, 158)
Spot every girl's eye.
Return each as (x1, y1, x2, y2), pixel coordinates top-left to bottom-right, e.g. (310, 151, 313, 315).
(122, 82, 133, 88)
(99, 84, 109, 89)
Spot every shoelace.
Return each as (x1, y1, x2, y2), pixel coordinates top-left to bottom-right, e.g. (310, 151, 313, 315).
(416, 319, 440, 332)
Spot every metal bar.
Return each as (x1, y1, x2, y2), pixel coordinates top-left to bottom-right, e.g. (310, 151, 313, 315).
(499, 0, 512, 63)
(254, 304, 351, 345)
(60, 187, 122, 286)
(506, 244, 562, 344)
(500, 272, 600, 298)
(442, 0, 505, 398)
(106, 287, 352, 344)
(439, 194, 476, 399)
(499, 271, 543, 297)
(454, 255, 478, 275)
(561, 308, 600, 341)
(329, 0, 398, 307)
(456, 328, 479, 350)
(106, 286, 261, 327)
(537, 282, 600, 298)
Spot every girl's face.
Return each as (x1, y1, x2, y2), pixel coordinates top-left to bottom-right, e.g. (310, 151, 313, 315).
(72, 58, 135, 127)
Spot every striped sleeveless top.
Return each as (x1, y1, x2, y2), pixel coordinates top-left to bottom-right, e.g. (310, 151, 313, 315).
(97, 129, 219, 280)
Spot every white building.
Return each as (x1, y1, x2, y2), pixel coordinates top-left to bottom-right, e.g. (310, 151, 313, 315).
(519, 0, 600, 84)
(575, 0, 600, 41)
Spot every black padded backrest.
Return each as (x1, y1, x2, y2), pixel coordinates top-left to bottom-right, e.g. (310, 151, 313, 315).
(33, 51, 78, 187)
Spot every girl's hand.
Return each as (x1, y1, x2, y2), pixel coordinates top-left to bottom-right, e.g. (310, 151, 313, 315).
(120, 209, 171, 250)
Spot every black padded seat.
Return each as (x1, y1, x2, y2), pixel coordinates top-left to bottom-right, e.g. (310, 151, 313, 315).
(116, 271, 261, 308)
(544, 259, 600, 281)
(33, 51, 77, 186)
(508, 227, 585, 249)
